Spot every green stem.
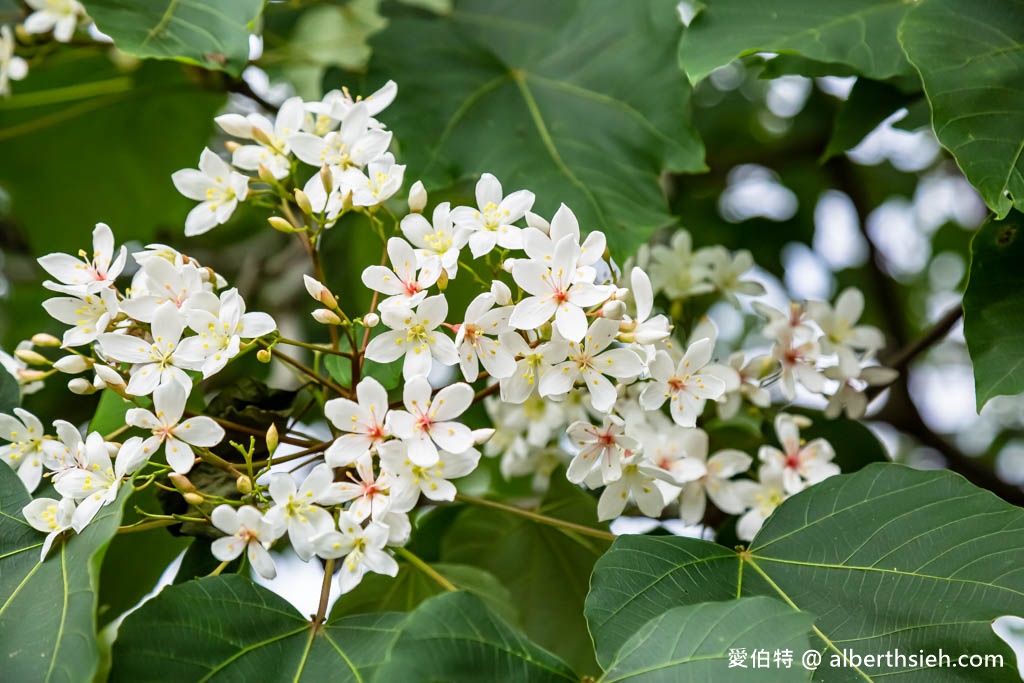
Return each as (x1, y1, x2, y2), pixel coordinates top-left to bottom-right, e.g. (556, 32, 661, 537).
(396, 547, 456, 592)
(455, 494, 616, 542)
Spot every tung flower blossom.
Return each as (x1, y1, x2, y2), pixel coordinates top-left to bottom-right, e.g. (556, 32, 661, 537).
(172, 148, 250, 236)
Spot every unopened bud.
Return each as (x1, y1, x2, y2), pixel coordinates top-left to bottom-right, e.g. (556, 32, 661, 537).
(251, 126, 273, 147)
(319, 164, 333, 194)
(437, 269, 449, 291)
(294, 189, 313, 215)
(15, 349, 49, 366)
(257, 164, 276, 184)
(302, 274, 338, 308)
(363, 312, 380, 328)
(472, 428, 495, 445)
(613, 287, 630, 301)
(340, 189, 354, 212)
(408, 181, 427, 213)
(501, 258, 517, 274)
(225, 140, 241, 152)
(236, 475, 253, 495)
(312, 308, 342, 325)
(257, 348, 272, 363)
(53, 355, 91, 374)
(67, 378, 95, 395)
(602, 300, 627, 320)
(31, 333, 61, 347)
(490, 281, 512, 306)
(268, 216, 298, 233)
(183, 492, 204, 506)
(94, 364, 125, 387)
(17, 369, 49, 382)
(169, 472, 196, 493)
(266, 423, 279, 456)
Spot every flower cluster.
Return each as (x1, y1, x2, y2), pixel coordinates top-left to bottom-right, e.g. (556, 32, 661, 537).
(1, 1, 90, 96)
(5, 79, 900, 596)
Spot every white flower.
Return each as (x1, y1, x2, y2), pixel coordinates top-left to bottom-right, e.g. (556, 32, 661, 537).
(596, 454, 671, 520)
(53, 432, 145, 532)
(0, 25, 28, 97)
(769, 328, 824, 400)
(621, 268, 670, 346)
(313, 512, 398, 594)
(124, 381, 225, 474)
(0, 408, 49, 492)
(338, 152, 405, 206)
(647, 230, 714, 299)
(454, 292, 515, 382)
(718, 352, 772, 420)
(670, 431, 753, 525)
(120, 258, 209, 322)
(302, 166, 346, 227)
(265, 465, 342, 561)
(361, 237, 442, 311)
(378, 439, 480, 503)
(737, 466, 788, 541)
(498, 334, 569, 404)
(640, 340, 727, 428)
(303, 81, 397, 134)
(400, 202, 468, 278)
(97, 301, 199, 396)
(37, 222, 127, 296)
(758, 414, 839, 494)
(755, 301, 815, 342)
(509, 234, 614, 342)
(42, 289, 119, 347)
(450, 173, 534, 257)
(23, 0, 84, 42)
(210, 505, 283, 579)
(823, 356, 898, 419)
(566, 416, 639, 484)
(215, 97, 305, 179)
(696, 246, 765, 304)
(520, 204, 606, 276)
(544, 318, 643, 412)
(388, 376, 474, 466)
(172, 148, 250, 236)
(332, 454, 394, 522)
(289, 103, 392, 171)
(807, 287, 885, 356)
(176, 288, 277, 377)
(324, 377, 391, 467)
(364, 295, 458, 381)
(23, 497, 76, 560)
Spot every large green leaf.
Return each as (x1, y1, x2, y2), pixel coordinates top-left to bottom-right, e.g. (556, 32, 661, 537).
(376, 591, 577, 682)
(366, 0, 705, 255)
(82, 0, 263, 76)
(0, 57, 224, 254)
(586, 463, 1024, 679)
(0, 364, 18, 413)
(109, 574, 404, 682)
(900, 0, 1024, 218)
(964, 213, 1024, 409)
(822, 79, 920, 161)
(0, 462, 130, 683)
(441, 475, 611, 674)
(330, 560, 517, 624)
(601, 597, 814, 682)
(678, 0, 913, 84)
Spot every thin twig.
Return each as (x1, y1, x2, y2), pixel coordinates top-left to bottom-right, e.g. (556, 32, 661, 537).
(312, 558, 336, 627)
(455, 493, 616, 541)
(396, 547, 457, 592)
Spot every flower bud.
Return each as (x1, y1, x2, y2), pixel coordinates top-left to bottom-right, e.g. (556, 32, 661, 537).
(613, 287, 630, 301)
(602, 300, 627, 320)
(53, 355, 91, 374)
(94, 364, 125, 387)
(266, 423, 279, 456)
(236, 475, 253, 495)
(472, 428, 495, 445)
(183, 492, 204, 506)
(490, 281, 512, 306)
(437, 269, 449, 291)
(15, 349, 49, 366)
(319, 164, 333, 194)
(340, 189, 354, 212)
(501, 258, 517, 274)
(268, 216, 298, 233)
(169, 472, 196, 493)
(17, 369, 49, 382)
(312, 308, 342, 325)
(408, 181, 427, 213)
(363, 312, 380, 328)
(302, 274, 338, 308)
(225, 140, 242, 153)
(31, 333, 61, 347)
(294, 189, 313, 216)
(256, 348, 273, 363)
(257, 164, 276, 184)
(251, 126, 273, 147)
(67, 378, 95, 395)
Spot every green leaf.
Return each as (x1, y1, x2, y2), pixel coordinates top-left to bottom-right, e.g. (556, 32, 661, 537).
(441, 474, 611, 674)
(88, 389, 146, 436)
(678, 0, 913, 84)
(109, 575, 404, 682)
(900, 0, 1024, 218)
(964, 213, 1024, 409)
(0, 363, 18, 413)
(81, 0, 263, 75)
(376, 591, 577, 682)
(822, 79, 920, 161)
(0, 462, 130, 683)
(601, 598, 814, 682)
(367, 0, 705, 256)
(330, 561, 517, 624)
(0, 58, 225, 254)
(172, 537, 241, 583)
(586, 463, 1024, 678)
(324, 351, 402, 391)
